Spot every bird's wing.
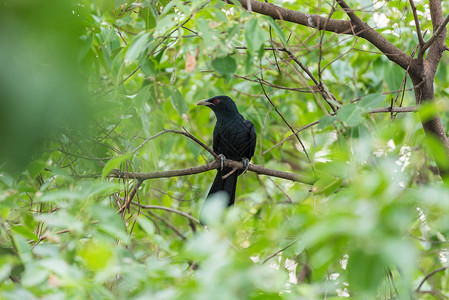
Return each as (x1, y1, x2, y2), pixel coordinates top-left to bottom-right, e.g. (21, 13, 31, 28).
(244, 119, 257, 159)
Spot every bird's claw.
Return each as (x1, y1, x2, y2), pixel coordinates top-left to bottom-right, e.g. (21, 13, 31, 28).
(219, 154, 226, 170)
(242, 157, 250, 174)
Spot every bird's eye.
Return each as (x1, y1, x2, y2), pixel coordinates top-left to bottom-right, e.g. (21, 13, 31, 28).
(213, 99, 220, 104)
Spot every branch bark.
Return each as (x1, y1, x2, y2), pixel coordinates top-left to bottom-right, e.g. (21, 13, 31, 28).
(226, 0, 449, 178)
(110, 158, 317, 185)
(226, 0, 411, 69)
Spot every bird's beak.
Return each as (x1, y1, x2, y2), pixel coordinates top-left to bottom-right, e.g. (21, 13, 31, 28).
(196, 99, 211, 106)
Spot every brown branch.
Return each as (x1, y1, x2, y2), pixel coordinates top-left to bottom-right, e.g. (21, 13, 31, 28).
(234, 74, 314, 93)
(369, 106, 418, 113)
(409, 0, 424, 47)
(227, 0, 411, 70)
(421, 13, 449, 54)
(335, 0, 361, 24)
(110, 158, 316, 185)
(117, 179, 143, 213)
(282, 47, 338, 112)
(416, 266, 448, 292)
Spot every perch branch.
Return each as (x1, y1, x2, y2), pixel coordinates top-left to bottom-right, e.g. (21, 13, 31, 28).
(110, 158, 316, 185)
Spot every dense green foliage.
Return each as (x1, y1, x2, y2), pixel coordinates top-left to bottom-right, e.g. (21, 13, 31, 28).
(1, 0, 449, 298)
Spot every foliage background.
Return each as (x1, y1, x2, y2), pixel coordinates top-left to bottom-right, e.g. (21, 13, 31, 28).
(1, 0, 449, 298)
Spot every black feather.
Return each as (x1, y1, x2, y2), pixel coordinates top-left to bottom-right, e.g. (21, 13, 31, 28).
(197, 95, 257, 205)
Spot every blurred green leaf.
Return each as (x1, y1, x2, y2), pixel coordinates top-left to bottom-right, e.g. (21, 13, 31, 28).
(318, 115, 337, 129)
(245, 18, 269, 55)
(79, 240, 114, 271)
(102, 153, 132, 178)
(312, 176, 343, 196)
(125, 32, 152, 62)
(164, 87, 188, 117)
(337, 104, 363, 126)
(347, 249, 384, 295)
(212, 55, 237, 82)
(359, 93, 386, 111)
(90, 204, 129, 243)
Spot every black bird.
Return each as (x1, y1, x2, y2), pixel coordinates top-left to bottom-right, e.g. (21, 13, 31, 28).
(197, 95, 257, 205)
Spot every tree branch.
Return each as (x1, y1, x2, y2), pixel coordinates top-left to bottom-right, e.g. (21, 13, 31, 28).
(409, 0, 424, 48)
(421, 13, 449, 54)
(110, 158, 317, 185)
(369, 106, 418, 113)
(416, 266, 448, 292)
(226, 0, 411, 70)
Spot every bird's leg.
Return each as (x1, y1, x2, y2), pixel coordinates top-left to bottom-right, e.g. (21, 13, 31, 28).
(242, 157, 250, 174)
(219, 154, 226, 170)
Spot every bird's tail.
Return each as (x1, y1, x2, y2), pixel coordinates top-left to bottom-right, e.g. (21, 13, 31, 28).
(207, 167, 239, 206)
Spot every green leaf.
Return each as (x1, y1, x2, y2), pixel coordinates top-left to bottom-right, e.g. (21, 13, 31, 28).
(418, 102, 439, 122)
(21, 263, 49, 287)
(140, 57, 157, 76)
(212, 55, 237, 82)
(90, 204, 130, 242)
(11, 226, 38, 242)
(169, 88, 188, 117)
(385, 64, 404, 91)
(424, 135, 449, 170)
(312, 175, 343, 196)
(102, 153, 132, 178)
(79, 240, 114, 271)
(337, 104, 363, 127)
(347, 249, 384, 294)
(140, 111, 151, 138)
(27, 160, 47, 178)
(141, 5, 158, 29)
(162, 87, 188, 117)
(244, 52, 253, 74)
(318, 115, 336, 129)
(12, 235, 33, 264)
(125, 32, 152, 62)
(265, 17, 287, 46)
(137, 216, 156, 235)
(245, 18, 268, 55)
(359, 93, 386, 111)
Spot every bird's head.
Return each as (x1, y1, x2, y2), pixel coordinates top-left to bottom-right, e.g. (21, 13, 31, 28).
(196, 95, 239, 115)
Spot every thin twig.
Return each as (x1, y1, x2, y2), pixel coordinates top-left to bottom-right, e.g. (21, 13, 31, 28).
(132, 128, 216, 158)
(263, 120, 319, 155)
(131, 201, 201, 224)
(416, 267, 448, 292)
(259, 82, 313, 164)
(262, 238, 300, 264)
(409, 0, 424, 47)
(117, 179, 143, 213)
